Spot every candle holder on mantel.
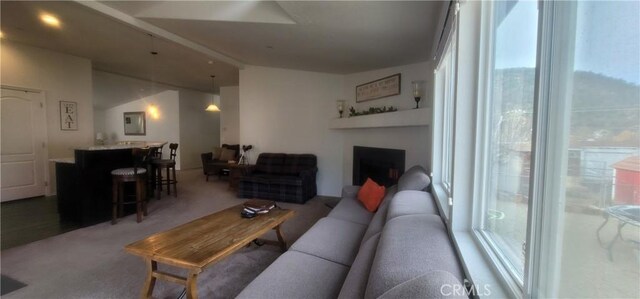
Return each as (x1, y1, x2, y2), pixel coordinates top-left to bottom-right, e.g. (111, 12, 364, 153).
(411, 80, 425, 109)
(336, 100, 346, 118)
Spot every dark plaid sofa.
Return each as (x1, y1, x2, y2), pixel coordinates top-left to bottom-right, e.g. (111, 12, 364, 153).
(237, 153, 318, 204)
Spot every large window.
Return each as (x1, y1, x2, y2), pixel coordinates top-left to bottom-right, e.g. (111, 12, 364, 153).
(547, 1, 640, 297)
(461, 1, 640, 297)
(477, 0, 538, 283)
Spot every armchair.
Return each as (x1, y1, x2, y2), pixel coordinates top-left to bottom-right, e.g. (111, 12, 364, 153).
(201, 144, 240, 181)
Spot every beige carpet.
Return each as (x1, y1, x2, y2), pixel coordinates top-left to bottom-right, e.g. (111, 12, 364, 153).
(0, 169, 335, 299)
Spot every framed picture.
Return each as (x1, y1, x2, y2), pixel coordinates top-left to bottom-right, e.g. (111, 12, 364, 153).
(356, 73, 401, 102)
(60, 101, 78, 131)
(123, 112, 146, 136)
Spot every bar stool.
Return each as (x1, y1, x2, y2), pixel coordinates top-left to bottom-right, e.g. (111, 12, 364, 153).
(111, 148, 149, 224)
(152, 144, 164, 159)
(147, 146, 161, 193)
(152, 143, 178, 199)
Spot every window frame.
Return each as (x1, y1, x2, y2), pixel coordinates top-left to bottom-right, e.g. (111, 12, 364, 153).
(471, 0, 541, 294)
(445, 1, 637, 298)
(524, 1, 578, 297)
(432, 8, 459, 222)
(442, 32, 457, 195)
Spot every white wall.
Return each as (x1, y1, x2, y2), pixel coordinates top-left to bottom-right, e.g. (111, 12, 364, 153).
(239, 66, 344, 196)
(93, 109, 106, 139)
(95, 71, 221, 170)
(238, 63, 434, 196)
(339, 61, 433, 185)
(220, 86, 240, 145)
(103, 90, 182, 169)
(93, 70, 172, 110)
(1, 41, 94, 195)
(179, 89, 220, 169)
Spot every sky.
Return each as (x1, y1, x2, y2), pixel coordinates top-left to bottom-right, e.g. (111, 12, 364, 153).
(494, 0, 640, 85)
(575, 1, 640, 85)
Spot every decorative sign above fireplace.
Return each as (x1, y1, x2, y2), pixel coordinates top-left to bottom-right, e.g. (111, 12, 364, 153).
(356, 73, 401, 102)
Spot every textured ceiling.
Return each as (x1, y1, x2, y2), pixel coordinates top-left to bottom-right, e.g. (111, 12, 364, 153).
(0, 1, 240, 93)
(105, 1, 444, 74)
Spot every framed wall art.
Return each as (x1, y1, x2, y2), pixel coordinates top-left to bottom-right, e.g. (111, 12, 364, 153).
(356, 73, 401, 102)
(123, 112, 146, 136)
(60, 101, 78, 131)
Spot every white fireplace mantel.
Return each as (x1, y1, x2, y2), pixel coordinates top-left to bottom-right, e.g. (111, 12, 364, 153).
(329, 107, 431, 130)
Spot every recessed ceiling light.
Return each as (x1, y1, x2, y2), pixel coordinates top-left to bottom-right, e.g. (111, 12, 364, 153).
(208, 60, 214, 64)
(40, 13, 61, 28)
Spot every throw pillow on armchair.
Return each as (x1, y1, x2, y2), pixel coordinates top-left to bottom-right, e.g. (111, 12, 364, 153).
(201, 144, 240, 180)
(219, 148, 236, 162)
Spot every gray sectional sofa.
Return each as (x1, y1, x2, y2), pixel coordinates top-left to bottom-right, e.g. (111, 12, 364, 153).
(237, 166, 466, 299)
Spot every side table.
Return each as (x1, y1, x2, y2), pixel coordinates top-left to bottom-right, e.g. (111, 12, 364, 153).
(227, 164, 254, 190)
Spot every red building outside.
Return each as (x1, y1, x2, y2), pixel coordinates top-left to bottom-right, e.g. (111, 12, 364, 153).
(612, 156, 640, 205)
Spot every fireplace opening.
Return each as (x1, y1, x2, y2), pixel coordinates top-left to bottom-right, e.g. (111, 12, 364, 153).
(353, 146, 405, 187)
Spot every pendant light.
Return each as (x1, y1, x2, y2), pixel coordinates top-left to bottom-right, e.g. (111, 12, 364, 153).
(205, 75, 220, 112)
(147, 34, 160, 119)
(147, 34, 158, 98)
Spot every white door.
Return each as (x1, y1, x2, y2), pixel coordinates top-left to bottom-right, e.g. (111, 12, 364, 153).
(1, 88, 47, 201)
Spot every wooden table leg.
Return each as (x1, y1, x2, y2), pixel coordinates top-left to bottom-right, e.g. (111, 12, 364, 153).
(275, 225, 287, 252)
(185, 270, 200, 299)
(141, 258, 157, 299)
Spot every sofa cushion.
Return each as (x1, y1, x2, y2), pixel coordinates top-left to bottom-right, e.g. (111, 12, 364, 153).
(361, 185, 397, 243)
(290, 217, 367, 266)
(255, 153, 286, 174)
(337, 233, 381, 299)
(236, 251, 349, 299)
(365, 214, 464, 299)
(327, 197, 373, 225)
(386, 190, 439, 221)
(357, 178, 386, 212)
(282, 154, 317, 175)
(397, 165, 431, 191)
(378, 271, 467, 299)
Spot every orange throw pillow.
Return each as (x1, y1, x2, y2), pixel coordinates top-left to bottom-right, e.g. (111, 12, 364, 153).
(357, 178, 386, 212)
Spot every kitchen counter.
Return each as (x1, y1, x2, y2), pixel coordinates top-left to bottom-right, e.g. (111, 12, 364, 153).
(75, 141, 167, 151)
(50, 157, 75, 164)
(54, 147, 143, 226)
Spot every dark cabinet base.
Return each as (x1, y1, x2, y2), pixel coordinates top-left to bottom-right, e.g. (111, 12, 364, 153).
(56, 149, 139, 227)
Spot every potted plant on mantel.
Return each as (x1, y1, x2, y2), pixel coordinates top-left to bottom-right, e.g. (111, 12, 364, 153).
(348, 105, 398, 117)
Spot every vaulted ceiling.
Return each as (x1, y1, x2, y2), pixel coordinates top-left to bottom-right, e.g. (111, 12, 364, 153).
(1, 1, 445, 93)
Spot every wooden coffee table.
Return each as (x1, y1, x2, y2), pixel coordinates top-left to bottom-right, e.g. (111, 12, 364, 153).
(125, 204, 295, 299)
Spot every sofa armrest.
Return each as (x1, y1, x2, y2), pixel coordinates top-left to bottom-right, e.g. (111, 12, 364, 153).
(342, 185, 361, 199)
